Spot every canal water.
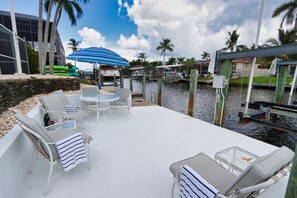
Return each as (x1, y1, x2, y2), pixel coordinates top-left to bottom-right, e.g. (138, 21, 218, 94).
(124, 79, 297, 150)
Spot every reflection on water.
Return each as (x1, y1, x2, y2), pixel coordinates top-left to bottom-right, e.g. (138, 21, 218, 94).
(124, 79, 297, 150)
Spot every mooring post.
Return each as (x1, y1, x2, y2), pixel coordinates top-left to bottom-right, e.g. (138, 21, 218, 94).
(130, 75, 133, 92)
(214, 60, 232, 126)
(275, 65, 288, 104)
(142, 73, 146, 100)
(113, 74, 117, 87)
(157, 79, 162, 106)
(188, 69, 198, 117)
(119, 69, 124, 88)
(285, 144, 297, 198)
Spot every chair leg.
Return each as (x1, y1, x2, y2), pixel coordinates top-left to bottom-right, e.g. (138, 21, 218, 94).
(44, 160, 54, 196)
(28, 149, 38, 174)
(87, 144, 91, 170)
(171, 177, 176, 198)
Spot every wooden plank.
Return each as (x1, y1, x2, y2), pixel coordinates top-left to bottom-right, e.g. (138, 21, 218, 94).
(157, 79, 162, 106)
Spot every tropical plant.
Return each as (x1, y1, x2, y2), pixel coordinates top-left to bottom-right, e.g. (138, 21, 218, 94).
(26, 44, 39, 74)
(272, 0, 297, 29)
(222, 29, 240, 52)
(201, 51, 210, 60)
(156, 38, 174, 65)
(67, 38, 80, 52)
(45, 0, 89, 74)
(167, 57, 177, 65)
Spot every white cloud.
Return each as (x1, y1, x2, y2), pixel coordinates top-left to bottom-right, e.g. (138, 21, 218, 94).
(78, 27, 106, 48)
(123, 0, 283, 61)
(117, 34, 150, 50)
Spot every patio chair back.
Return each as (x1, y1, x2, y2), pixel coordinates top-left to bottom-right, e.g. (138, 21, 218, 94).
(39, 94, 65, 121)
(53, 90, 70, 105)
(225, 146, 294, 197)
(82, 87, 98, 97)
(114, 87, 131, 103)
(13, 113, 59, 161)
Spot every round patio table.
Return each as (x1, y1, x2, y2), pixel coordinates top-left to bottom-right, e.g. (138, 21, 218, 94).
(79, 94, 120, 122)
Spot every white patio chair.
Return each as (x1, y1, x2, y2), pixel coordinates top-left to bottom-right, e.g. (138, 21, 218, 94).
(39, 94, 86, 128)
(53, 89, 88, 111)
(170, 146, 293, 198)
(12, 113, 92, 196)
(110, 87, 132, 113)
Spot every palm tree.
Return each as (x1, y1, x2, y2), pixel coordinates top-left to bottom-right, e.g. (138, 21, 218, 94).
(265, 28, 297, 46)
(167, 57, 177, 65)
(138, 52, 147, 62)
(272, 0, 297, 29)
(45, 0, 89, 74)
(177, 57, 185, 64)
(222, 29, 240, 52)
(38, 0, 54, 74)
(156, 38, 174, 65)
(68, 38, 80, 52)
(201, 51, 210, 60)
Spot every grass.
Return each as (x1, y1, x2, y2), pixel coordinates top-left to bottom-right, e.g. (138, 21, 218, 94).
(229, 76, 293, 87)
(80, 79, 92, 85)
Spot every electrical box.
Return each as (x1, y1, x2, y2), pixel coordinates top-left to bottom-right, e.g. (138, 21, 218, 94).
(213, 76, 226, 89)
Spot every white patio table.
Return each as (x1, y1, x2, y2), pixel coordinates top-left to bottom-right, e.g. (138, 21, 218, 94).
(79, 94, 120, 122)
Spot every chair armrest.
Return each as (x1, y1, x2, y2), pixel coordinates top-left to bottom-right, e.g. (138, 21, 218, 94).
(46, 111, 69, 121)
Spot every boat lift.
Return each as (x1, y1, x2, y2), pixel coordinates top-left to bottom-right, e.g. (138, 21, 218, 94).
(211, 43, 297, 132)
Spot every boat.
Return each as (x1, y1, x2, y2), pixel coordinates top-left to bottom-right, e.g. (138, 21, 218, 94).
(44, 65, 80, 77)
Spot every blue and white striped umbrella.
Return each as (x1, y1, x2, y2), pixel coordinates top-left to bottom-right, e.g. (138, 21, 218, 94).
(66, 47, 129, 66)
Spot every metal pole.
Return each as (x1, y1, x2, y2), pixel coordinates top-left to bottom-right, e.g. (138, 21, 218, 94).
(244, 0, 265, 115)
(288, 66, 297, 105)
(9, 0, 22, 74)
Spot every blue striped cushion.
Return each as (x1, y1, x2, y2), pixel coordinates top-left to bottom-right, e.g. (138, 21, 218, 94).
(179, 165, 219, 198)
(64, 104, 79, 112)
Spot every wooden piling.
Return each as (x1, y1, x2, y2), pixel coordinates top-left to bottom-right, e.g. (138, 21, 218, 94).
(188, 69, 198, 117)
(142, 73, 146, 99)
(285, 144, 297, 198)
(275, 65, 288, 104)
(130, 75, 133, 92)
(214, 60, 232, 126)
(157, 79, 162, 106)
(120, 70, 124, 88)
(113, 74, 117, 87)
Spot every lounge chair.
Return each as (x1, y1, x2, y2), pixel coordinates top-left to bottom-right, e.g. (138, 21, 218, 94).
(39, 94, 86, 127)
(53, 89, 88, 111)
(12, 113, 92, 195)
(110, 87, 132, 113)
(169, 146, 293, 198)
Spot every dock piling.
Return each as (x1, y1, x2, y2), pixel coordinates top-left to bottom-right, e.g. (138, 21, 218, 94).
(275, 65, 288, 104)
(113, 74, 117, 87)
(285, 144, 297, 198)
(142, 73, 146, 100)
(130, 75, 133, 92)
(188, 69, 198, 117)
(214, 60, 232, 126)
(157, 79, 162, 106)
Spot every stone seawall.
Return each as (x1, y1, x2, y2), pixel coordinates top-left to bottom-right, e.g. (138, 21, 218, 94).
(0, 75, 80, 114)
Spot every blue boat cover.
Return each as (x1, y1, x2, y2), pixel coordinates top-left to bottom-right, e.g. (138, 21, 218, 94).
(66, 47, 129, 66)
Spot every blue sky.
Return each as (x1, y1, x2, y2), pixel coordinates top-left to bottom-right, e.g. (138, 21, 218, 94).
(1, 0, 136, 45)
(1, 0, 290, 69)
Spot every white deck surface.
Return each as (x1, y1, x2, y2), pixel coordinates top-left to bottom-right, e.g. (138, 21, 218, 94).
(18, 106, 289, 198)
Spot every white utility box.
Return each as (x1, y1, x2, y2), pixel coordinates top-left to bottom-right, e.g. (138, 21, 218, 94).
(213, 76, 226, 89)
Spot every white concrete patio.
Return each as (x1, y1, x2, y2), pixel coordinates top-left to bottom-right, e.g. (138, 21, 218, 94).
(17, 106, 289, 198)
